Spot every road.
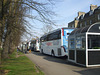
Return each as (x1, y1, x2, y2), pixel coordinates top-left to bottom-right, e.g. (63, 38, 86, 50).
(25, 52, 100, 75)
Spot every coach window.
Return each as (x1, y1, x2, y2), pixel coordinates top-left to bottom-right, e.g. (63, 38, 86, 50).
(54, 31, 59, 40)
(41, 36, 47, 42)
(48, 30, 61, 41)
(41, 37, 44, 42)
(51, 31, 59, 40)
(44, 36, 47, 41)
(48, 34, 51, 41)
(58, 30, 61, 39)
(48, 33, 55, 41)
(51, 33, 54, 40)
(49, 33, 54, 40)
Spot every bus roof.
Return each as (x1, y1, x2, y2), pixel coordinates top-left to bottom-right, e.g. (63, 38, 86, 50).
(40, 27, 75, 38)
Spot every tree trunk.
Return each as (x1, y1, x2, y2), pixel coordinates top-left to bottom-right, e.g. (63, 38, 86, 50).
(1, 36, 9, 59)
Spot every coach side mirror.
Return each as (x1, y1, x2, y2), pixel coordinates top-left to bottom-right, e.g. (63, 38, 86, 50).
(67, 33, 70, 35)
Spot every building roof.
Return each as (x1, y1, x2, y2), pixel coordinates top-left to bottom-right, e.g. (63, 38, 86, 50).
(94, 6, 100, 13)
(78, 6, 100, 20)
(70, 22, 100, 35)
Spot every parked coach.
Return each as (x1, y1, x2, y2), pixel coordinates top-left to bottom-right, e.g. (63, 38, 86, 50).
(40, 28, 75, 57)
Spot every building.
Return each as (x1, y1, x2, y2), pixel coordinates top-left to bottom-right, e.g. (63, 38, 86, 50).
(68, 4, 100, 28)
(68, 20, 79, 28)
(68, 12, 85, 28)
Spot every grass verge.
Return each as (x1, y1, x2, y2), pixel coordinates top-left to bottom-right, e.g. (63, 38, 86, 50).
(1, 51, 44, 75)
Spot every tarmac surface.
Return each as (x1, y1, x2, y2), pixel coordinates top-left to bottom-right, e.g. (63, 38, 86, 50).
(25, 52, 100, 75)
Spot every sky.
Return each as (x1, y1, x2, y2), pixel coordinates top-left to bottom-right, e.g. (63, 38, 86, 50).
(53, 0, 100, 27)
(24, 0, 100, 41)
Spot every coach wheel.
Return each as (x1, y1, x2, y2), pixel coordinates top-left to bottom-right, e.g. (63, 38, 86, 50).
(51, 50, 55, 56)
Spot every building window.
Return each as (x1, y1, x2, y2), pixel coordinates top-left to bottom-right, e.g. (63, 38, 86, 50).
(89, 10, 93, 16)
(85, 21, 87, 26)
(75, 16, 79, 20)
(69, 26, 71, 28)
(81, 15, 84, 19)
(80, 23, 82, 28)
(90, 20, 92, 24)
(72, 24, 74, 28)
(98, 14, 100, 20)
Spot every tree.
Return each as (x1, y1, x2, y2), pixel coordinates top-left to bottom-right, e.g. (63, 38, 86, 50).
(0, 0, 58, 59)
(41, 25, 54, 34)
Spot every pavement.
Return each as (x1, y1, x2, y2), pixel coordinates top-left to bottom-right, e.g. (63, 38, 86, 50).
(25, 52, 100, 75)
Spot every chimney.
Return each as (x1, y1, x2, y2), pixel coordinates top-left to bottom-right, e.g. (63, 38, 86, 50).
(78, 12, 85, 17)
(90, 4, 97, 11)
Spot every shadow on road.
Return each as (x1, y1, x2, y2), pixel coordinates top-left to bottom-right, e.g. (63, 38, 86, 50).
(31, 51, 100, 75)
(32, 51, 85, 68)
(74, 67, 100, 75)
